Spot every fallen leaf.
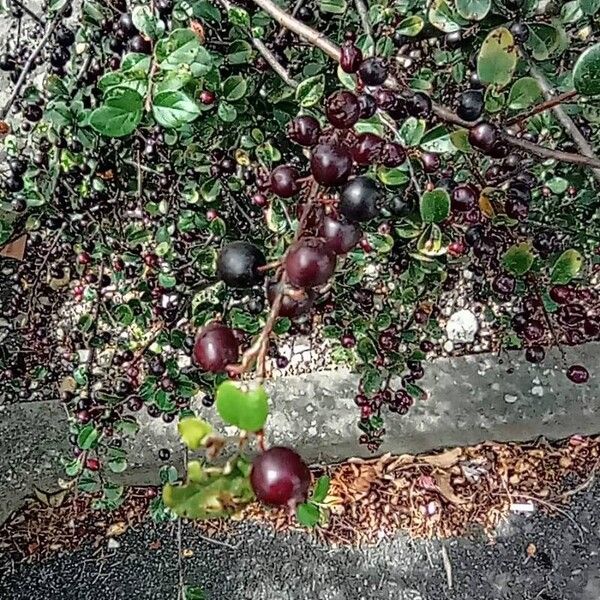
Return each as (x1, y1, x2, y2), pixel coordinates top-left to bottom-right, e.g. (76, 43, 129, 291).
(182, 548, 194, 558)
(433, 472, 466, 505)
(149, 540, 161, 550)
(526, 543, 537, 557)
(190, 20, 205, 43)
(0, 235, 27, 260)
(422, 448, 463, 469)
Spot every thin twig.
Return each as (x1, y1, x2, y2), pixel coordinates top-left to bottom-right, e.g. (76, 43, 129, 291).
(215, 0, 297, 88)
(84, 264, 105, 399)
(145, 0, 157, 112)
(354, 0, 372, 40)
(25, 223, 66, 324)
(0, 5, 67, 120)
(506, 89, 578, 127)
(526, 60, 600, 184)
(251, 0, 341, 61)
(500, 133, 600, 169)
(251, 38, 297, 88)
(10, 0, 46, 26)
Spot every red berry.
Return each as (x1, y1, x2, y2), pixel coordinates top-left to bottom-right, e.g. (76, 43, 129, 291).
(468, 122, 497, 153)
(310, 144, 353, 186)
(549, 285, 574, 305)
(200, 90, 215, 105)
(325, 90, 361, 129)
(357, 93, 377, 118)
(193, 323, 239, 372)
(250, 447, 311, 506)
(448, 240, 465, 256)
(420, 151, 440, 173)
(85, 458, 101, 471)
(340, 175, 381, 222)
(358, 57, 388, 86)
(340, 41, 363, 73)
(351, 132, 384, 166)
(341, 332, 356, 347)
(288, 115, 321, 147)
(217, 241, 266, 288)
(284, 237, 337, 288)
(382, 142, 406, 167)
(270, 165, 300, 198)
(451, 184, 478, 212)
(319, 215, 362, 254)
(566, 364, 589, 384)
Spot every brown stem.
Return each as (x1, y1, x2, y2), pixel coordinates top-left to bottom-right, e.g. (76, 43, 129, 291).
(228, 181, 320, 379)
(501, 133, 600, 170)
(145, 0, 157, 112)
(354, 0, 372, 40)
(257, 260, 282, 272)
(251, 38, 297, 88)
(251, 0, 341, 61)
(0, 5, 68, 120)
(506, 89, 578, 126)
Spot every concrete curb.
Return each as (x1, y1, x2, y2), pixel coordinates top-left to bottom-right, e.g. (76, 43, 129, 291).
(1, 343, 599, 523)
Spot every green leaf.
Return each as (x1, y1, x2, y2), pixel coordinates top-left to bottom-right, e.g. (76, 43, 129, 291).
(296, 502, 320, 527)
(132, 5, 165, 39)
(419, 125, 457, 154)
(158, 273, 177, 288)
(311, 476, 330, 503)
(184, 587, 206, 600)
(361, 367, 383, 395)
(108, 457, 128, 473)
(377, 166, 409, 186)
(417, 224, 445, 257)
(477, 27, 518, 89)
(228, 40, 253, 64)
(507, 77, 543, 109)
(561, 0, 584, 23)
(222, 75, 248, 102)
(526, 23, 564, 62)
(215, 380, 269, 432)
(64, 458, 83, 477)
(398, 117, 426, 146)
(153, 91, 201, 128)
(295, 75, 325, 107)
(502, 243, 535, 276)
(419, 188, 450, 223)
(550, 249, 584, 283)
(89, 88, 143, 137)
(397, 15, 424, 36)
(114, 304, 134, 326)
(546, 177, 569, 194)
(456, 0, 491, 20)
(428, 0, 463, 33)
(573, 43, 600, 96)
(217, 101, 237, 122)
(581, 0, 600, 15)
(77, 424, 100, 450)
(178, 417, 213, 450)
(156, 29, 211, 72)
(228, 6, 250, 28)
(319, 0, 347, 14)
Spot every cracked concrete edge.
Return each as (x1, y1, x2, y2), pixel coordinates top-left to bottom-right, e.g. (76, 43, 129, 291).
(1, 342, 599, 524)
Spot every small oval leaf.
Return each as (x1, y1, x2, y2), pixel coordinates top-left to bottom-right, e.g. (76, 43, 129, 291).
(477, 27, 518, 89)
(551, 249, 584, 284)
(573, 43, 600, 96)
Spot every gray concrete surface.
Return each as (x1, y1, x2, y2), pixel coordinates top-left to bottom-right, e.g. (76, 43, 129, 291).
(1, 482, 599, 600)
(2, 343, 599, 524)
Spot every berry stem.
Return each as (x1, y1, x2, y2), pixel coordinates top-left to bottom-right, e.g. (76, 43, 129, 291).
(228, 180, 320, 380)
(145, 2, 158, 113)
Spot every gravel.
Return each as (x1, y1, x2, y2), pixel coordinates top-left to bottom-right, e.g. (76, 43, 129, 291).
(1, 484, 599, 600)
